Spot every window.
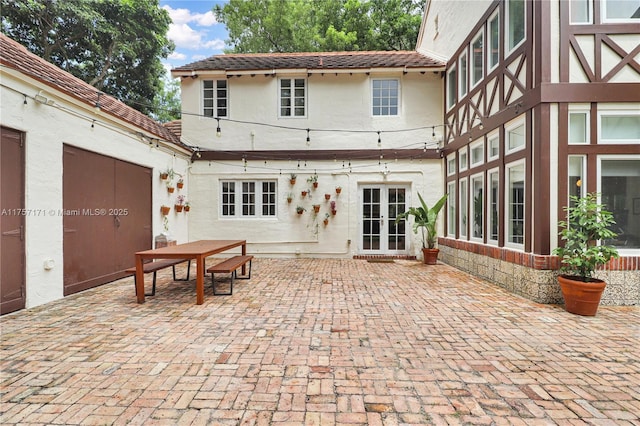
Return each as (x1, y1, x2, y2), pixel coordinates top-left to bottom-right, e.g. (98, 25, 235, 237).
(569, 110, 589, 144)
(506, 0, 526, 53)
(599, 111, 640, 144)
(459, 148, 468, 172)
(470, 139, 485, 167)
(599, 157, 640, 251)
(471, 174, 484, 240)
(471, 30, 484, 86)
(505, 119, 525, 153)
(447, 182, 456, 236)
(372, 79, 399, 116)
(280, 78, 306, 117)
(506, 161, 525, 246)
(488, 11, 500, 70)
(459, 50, 468, 99)
(568, 156, 586, 200)
(488, 131, 500, 160)
(221, 180, 277, 217)
(459, 178, 468, 239)
(488, 169, 500, 243)
(602, 0, 640, 22)
(447, 66, 457, 110)
(570, 0, 592, 23)
(203, 80, 228, 117)
(447, 155, 457, 176)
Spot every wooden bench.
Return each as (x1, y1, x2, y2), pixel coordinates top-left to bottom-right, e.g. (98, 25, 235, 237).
(206, 255, 253, 296)
(125, 259, 191, 296)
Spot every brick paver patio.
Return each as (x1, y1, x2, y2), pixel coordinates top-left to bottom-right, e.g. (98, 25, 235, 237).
(1, 258, 639, 425)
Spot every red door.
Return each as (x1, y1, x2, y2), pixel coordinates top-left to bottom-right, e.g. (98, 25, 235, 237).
(1, 127, 26, 315)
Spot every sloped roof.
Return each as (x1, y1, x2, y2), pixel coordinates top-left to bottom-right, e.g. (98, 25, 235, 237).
(163, 120, 182, 139)
(0, 34, 183, 147)
(173, 50, 444, 73)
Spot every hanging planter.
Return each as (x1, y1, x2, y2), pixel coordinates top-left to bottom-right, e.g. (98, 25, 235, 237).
(184, 204, 191, 212)
(286, 193, 293, 203)
(160, 205, 170, 215)
(307, 174, 318, 189)
(323, 213, 330, 226)
(324, 194, 331, 201)
(175, 195, 186, 213)
(160, 168, 174, 181)
(289, 173, 297, 185)
(175, 204, 184, 212)
(336, 186, 342, 194)
(296, 206, 306, 215)
(160, 172, 169, 180)
(313, 204, 321, 213)
(167, 186, 175, 193)
(177, 178, 184, 189)
(301, 190, 308, 197)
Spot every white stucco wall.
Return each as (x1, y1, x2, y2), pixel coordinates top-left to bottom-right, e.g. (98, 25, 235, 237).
(1, 70, 190, 309)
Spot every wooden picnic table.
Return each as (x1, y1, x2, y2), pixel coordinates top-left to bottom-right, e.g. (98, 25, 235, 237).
(134, 240, 246, 304)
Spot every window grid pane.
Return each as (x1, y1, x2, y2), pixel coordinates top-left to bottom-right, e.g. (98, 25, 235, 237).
(447, 183, 457, 236)
(489, 13, 500, 69)
(203, 80, 227, 118)
(280, 79, 306, 117)
(472, 176, 484, 239)
(372, 79, 399, 116)
(472, 32, 484, 85)
(507, 164, 525, 244)
(507, 0, 525, 51)
(221, 182, 235, 216)
(489, 171, 499, 241)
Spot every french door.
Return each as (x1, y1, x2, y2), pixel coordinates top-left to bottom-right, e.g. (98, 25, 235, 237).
(360, 185, 408, 255)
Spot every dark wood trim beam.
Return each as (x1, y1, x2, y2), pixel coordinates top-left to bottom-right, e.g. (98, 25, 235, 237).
(539, 83, 640, 102)
(193, 148, 441, 162)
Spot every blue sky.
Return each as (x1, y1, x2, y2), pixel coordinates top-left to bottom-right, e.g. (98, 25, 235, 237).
(159, 0, 229, 70)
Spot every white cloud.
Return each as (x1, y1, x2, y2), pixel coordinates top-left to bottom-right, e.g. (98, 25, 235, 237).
(168, 51, 187, 60)
(202, 39, 226, 50)
(163, 5, 218, 27)
(167, 23, 202, 49)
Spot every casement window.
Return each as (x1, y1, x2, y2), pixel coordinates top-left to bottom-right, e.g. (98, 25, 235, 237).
(602, 0, 640, 22)
(447, 181, 457, 236)
(470, 139, 484, 167)
(506, 161, 525, 246)
(471, 30, 484, 87)
(203, 80, 228, 117)
(488, 169, 500, 244)
(488, 10, 500, 71)
(506, 0, 526, 53)
(570, 0, 592, 24)
(471, 174, 484, 240)
(279, 78, 306, 117)
(598, 110, 640, 144)
(459, 148, 468, 172)
(487, 131, 500, 160)
(599, 156, 640, 251)
(447, 65, 457, 110)
(505, 118, 526, 154)
(459, 49, 468, 99)
(569, 108, 590, 144)
(221, 180, 277, 217)
(372, 79, 399, 116)
(447, 155, 457, 176)
(459, 178, 468, 239)
(568, 156, 586, 200)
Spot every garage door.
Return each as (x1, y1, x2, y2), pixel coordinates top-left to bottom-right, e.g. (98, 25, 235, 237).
(63, 145, 151, 295)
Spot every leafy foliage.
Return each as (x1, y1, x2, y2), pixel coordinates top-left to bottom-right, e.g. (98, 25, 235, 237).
(214, 0, 423, 53)
(396, 193, 448, 249)
(553, 193, 619, 282)
(1, 0, 175, 116)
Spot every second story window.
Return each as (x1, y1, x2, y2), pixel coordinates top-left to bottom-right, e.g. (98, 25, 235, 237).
(506, 0, 526, 53)
(372, 79, 399, 116)
(203, 80, 227, 117)
(447, 65, 457, 110)
(602, 0, 640, 22)
(280, 78, 306, 117)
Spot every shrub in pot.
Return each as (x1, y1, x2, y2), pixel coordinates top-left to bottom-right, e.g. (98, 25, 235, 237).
(552, 193, 618, 316)
(396, 192, 447, 264)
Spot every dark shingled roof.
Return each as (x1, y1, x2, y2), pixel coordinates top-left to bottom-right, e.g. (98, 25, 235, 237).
(0, 34, 183, 147)
(173, 50, 444, 72)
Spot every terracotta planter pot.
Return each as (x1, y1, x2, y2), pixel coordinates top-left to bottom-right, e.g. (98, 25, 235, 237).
(184, 206, 190, 212)
(313, 182, 318, 189)
(331, 210, 337, 215)
(558, 275, 606, 316)
(175, 205, 184, 212)
(301, 191, 307, 197)
(323, 219, 329, 226)
(290, 179, 296, 185)
(336, 188, 342, 194)
(325, 194, 331, 200)
(313, 205, 320, 213)
(160, 173, 169, 180)
(422, 248, 439, 265)
(177, 182, 184, 189)
(167, 187, 175, 193)
(287, 198, 293, 204)
(160, 206, 170, 215)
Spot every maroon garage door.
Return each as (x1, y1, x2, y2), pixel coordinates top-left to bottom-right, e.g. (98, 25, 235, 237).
(1, 127, 26, 315)
(63, 145, 152, 295)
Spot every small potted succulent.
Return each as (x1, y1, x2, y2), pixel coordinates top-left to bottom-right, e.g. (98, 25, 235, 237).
(323, 213, 330, 226)
(160, 168, 174, 180)
(289, 173, 297, 185)
(184, 201, 191, 212)
(166, 180, 175, 193)
(307, 174, 319, 189)
(296, 206, 306, 215)
(286, 192, 294, 203)
(177, 178, 184, 189)
(312, 204, 321, 214)
(335, 186, 342, 194)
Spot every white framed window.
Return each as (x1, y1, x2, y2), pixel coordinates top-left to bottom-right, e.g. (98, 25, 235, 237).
(447, 65, 457, 110)
(471, 30, 484, 87)
(570, 0, 592, 24)
(203, 80, 228, 117)
(459, 148, 468, 172)
(279, 78, 306, 117)
(569, 107, 590, 144)
(447, 181, 457, 236)
(487, 131, 500, 160)
(506, 160, 525, 247)
(459, 178, 468, 239)
(470, 139, 485, 167)
(598, 155, 640, 253)
(471, 173, 484, 241)
(568, 155, 586, 201)
(447, 154, 457, 176)
(458, 49, 468, 99)
(505, 118, 526, 154)
(221, 180, 277, 217)
(488, 10, 500, 71)
(598, 110, 640, 144)
(506, 0, 526, 54)
(602, 0, 640, 23)
(372, 79, 400, 116)
(488, 168, 500, 244)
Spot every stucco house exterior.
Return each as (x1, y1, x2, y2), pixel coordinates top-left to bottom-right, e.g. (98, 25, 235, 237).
(418, 0, 639, 305)
(171, 51, 448, 260)
(0, 34, 191, 314)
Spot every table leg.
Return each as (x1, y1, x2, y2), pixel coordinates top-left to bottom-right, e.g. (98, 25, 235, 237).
(196, 255, 204, 305)
(241, 243, 247, 275)
(135, 255, 145, 304)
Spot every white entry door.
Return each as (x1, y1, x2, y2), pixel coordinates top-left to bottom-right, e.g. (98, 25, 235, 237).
(360, 185, 408, 255)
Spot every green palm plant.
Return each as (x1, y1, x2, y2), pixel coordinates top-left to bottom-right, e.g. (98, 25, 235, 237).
(396, 193, 448, 249)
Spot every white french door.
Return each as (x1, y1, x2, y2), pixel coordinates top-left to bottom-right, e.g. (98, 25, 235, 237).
(360, 185, 409, 255)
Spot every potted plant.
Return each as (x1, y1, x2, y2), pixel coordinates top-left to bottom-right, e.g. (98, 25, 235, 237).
(335, 186, 342, 194)
(177, 178, 184, 189)
(175, 195, 185, 212)
(324, 193, 331, 201)
(307, 174, 318, 189)
(552, 193, 619, 316)
(296, 206, 306, 215)
(160, 168, 174, 181)
(396, 192, 448, 265)
(289, 173, 297, 185)
(301, 190, 308, 198)
(330, 200, 337, 215)
(160, 205, 171, 215)
(323, 213, 330, 226)
(286, 192, 294, 203)
(312, 204, 321, 213)
(184, 202, 190, 212)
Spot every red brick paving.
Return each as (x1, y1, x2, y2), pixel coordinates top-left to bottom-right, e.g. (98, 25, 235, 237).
(1, 258, 639, 425)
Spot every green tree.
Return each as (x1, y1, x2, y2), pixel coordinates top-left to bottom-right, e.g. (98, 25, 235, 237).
(1, 0, 175, 116)
(149, 77, 181, 123)
(214, 0, 423, 53)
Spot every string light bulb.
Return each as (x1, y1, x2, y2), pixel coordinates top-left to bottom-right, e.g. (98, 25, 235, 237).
(377, 131, 381, 148)
(306, 129, 311, 146)
(216, 118, 222, 138)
